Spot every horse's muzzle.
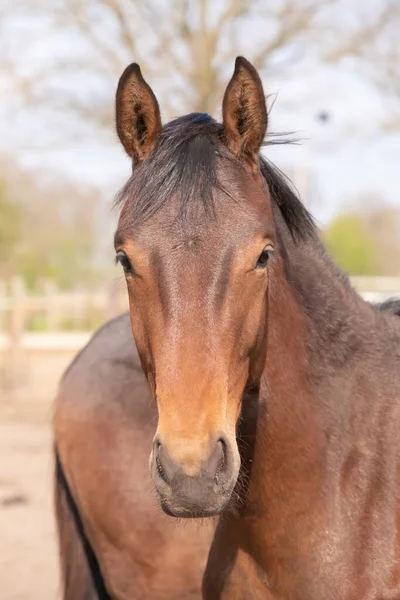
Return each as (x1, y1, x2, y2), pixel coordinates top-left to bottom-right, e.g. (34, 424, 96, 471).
(150, 436, 238, 518)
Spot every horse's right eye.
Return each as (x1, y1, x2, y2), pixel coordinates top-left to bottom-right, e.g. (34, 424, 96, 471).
(255, 246, 273, 269)
(115, 252, 134, 274)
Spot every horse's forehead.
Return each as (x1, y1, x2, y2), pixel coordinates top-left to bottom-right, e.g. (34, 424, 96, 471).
(134, 199, 268, 248)
(135, 175, 269, 231)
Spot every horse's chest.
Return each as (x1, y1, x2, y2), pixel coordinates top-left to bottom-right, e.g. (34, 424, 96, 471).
(209, 544, 346, 600)
(220, 525, 400, 600)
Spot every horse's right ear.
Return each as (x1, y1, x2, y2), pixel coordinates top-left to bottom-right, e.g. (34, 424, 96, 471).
(222, 57, 267, 169)
(116, 63, 162, 165)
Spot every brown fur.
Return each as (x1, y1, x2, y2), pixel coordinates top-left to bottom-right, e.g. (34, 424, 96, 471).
(54, 314, 214, 598)
(54, 57, 400, 599)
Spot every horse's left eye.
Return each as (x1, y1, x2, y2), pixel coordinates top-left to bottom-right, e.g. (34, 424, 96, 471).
(116, 252, 133, 274)
(255, 247, 272, 269)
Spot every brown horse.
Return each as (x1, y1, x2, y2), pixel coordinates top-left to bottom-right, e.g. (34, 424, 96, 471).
(54, 57, 400, 599)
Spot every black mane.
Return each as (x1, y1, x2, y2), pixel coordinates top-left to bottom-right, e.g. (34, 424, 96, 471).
(115, 112, 316, 242)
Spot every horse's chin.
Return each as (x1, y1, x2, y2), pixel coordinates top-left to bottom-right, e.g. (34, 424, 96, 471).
(159, 493, 232, 519)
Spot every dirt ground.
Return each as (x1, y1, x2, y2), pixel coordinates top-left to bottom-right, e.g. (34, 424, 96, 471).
(0, 402, 59, 600)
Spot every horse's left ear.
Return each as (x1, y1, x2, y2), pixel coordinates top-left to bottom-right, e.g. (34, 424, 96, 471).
(222, 57, 267, 167)
(116, 63, 162, 165)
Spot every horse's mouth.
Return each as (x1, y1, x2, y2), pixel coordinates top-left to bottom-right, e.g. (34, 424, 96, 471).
(159, 493, 232, 519)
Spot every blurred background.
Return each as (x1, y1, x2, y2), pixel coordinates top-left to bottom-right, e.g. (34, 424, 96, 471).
(0, 1, 400, 598)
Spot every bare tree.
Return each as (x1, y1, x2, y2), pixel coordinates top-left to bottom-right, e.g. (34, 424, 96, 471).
(2, 0, 398, 142)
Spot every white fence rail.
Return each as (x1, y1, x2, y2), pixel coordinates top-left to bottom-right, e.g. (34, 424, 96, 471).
(351, 276, 400, 304)
(0, 276, 399, 402)
(0, 277, 128, 334)
(0, 276, 399, 340)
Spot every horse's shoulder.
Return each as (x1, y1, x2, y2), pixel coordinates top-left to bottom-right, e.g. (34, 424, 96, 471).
(54, 312, 146, 418)
(62, 312, 137, 376)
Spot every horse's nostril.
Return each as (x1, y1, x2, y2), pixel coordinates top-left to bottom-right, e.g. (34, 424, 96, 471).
(205, 438, 225, 484)
(156, 453, 168, 484)
(153, 440, 181, 484)
(218, 437, 227, 461)
(153, 438, 169, 483)
(217, 440, 226, 472)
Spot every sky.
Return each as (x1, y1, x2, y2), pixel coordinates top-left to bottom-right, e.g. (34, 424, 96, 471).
(0, 1, 399, 227)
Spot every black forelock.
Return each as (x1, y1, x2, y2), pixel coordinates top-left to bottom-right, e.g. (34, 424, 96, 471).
(115, 112, 316, 242)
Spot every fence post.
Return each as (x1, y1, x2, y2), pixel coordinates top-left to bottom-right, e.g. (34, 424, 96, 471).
(43, 279, 58, 330)
(8, 276, 26, 395)
(0, 279, 5, 331)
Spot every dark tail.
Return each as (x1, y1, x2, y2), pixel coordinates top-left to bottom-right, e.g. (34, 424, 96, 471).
(54, 449, 111, 600)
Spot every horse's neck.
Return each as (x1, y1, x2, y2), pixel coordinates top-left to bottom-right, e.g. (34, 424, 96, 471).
(263, 234, 361, 421)
(257, 243, 327, 481)
(228, 227, 400, 585)
(244, 234, 368, 515)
